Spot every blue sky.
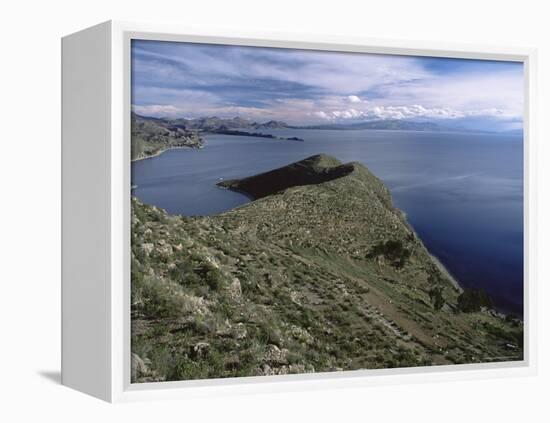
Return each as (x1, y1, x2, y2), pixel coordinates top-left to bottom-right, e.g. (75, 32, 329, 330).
(132, 40, 524, 130)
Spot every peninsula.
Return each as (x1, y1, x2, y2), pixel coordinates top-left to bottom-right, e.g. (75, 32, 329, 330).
(131, 113, 301, 160)
(131, 154, 522, 382)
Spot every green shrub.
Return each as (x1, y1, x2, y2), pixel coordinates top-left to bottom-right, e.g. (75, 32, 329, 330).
(428, 286, 445, 310)
(205, 267, 224, 291)
(132, 275, 187, 319)
(367, 239, 411, 269)
(457, 288, 492, 313)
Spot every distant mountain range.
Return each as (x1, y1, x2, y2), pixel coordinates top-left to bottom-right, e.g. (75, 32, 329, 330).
(166, 115, 289, 131)
(299, 119, 442, 131)
(133, 112, 521, 136)
(297, 118, 522, 134)
(135, 114, 444, 132)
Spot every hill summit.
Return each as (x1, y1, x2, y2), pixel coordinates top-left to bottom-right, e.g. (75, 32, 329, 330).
(218, 154, 358, 199)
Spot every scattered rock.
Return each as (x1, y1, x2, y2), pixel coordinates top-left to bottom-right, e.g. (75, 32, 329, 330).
(232, 322, 247, 340)
(288, 364, 308, 374)
(228, 278, 242, 300)
(215, 319, 232, 337)
(141, 243, 154, 256)
(257, 363, 312, 376)
(131, 352, 165, 382)
(191, 342, 210, 358)
(290, 291, 302, 305)
(131, 353, 149, 381)
(183, 294, 210, 316)
(205, 255, 220, 268)
(157, 244, 173, 256)
(289, 325, 314, 345)
(264, 344, 289, 365)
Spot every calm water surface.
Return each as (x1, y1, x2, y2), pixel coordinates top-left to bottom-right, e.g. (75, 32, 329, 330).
(132, 129, 523, 315)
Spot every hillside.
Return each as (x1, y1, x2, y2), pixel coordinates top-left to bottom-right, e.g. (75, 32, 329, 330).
(131, 154, 522, 382)
(131, 113, 203, 160)
(218, 154, 353, 199)
(170, 116, 289, 131)
(131, 114, 294, 161)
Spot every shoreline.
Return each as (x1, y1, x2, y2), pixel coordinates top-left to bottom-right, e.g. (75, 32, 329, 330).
(397, 209, 463, 293)
(429, 252, 463, 292)
(205, 129, 303, 142)
(131, 145, 203, 163)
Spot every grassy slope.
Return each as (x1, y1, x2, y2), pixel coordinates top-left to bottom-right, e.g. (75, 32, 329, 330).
(130, 155, 523, 382)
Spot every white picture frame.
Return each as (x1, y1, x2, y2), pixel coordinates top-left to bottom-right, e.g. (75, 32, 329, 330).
(61, 20, 538, 403)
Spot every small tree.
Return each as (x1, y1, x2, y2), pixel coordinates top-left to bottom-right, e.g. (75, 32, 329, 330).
(429, 286, 445, 310)
(367, 239, 411, 269)
(457, 288, 493, 313)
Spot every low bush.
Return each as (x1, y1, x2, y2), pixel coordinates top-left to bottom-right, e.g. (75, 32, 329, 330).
(367, 239, 411, 269)
(457, 288, 492, 313)
(428, 286, 445, 310)
(132, 275, 186, 318)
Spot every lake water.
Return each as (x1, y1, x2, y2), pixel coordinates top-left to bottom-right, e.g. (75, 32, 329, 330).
(132, 129, 524, 316)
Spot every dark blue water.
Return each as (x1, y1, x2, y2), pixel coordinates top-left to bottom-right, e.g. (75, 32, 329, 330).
(132, 129, 524, 316)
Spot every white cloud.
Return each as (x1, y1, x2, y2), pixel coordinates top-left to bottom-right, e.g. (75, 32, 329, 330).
(135, 95, 521, 125)
(132, 41, 524, 127)
(134, 43, 431, 96)
(376, 69, 524, 120)
(310, 103, 516, 122)
(133, 104, 181, 117)
(313, 111, 330, 119)
(346, 95, 362, 103)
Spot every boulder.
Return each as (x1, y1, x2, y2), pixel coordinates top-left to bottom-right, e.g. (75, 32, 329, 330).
(141, 243, 154, 256)
(191, 342, 210, 358)
(131, 353, 150, 380)
(232, 322, 247, 340)
(264, 344, 289, 365)
(157, 244, 173, 256)
(228, 278, 242, 300)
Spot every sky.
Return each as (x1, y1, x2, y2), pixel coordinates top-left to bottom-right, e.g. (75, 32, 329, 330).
(131, 39, 524, 131)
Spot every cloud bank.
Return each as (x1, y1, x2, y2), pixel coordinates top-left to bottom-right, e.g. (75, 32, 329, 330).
(131, 40, 524, 130)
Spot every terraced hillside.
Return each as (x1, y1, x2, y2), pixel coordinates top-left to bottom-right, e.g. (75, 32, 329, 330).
(131, 154, 523, 383)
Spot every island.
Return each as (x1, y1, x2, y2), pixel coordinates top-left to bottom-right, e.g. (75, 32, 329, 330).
(130, 154, 523, 383)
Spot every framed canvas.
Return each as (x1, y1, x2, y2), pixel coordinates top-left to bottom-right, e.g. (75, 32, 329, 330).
(61, 20, 538, 402)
